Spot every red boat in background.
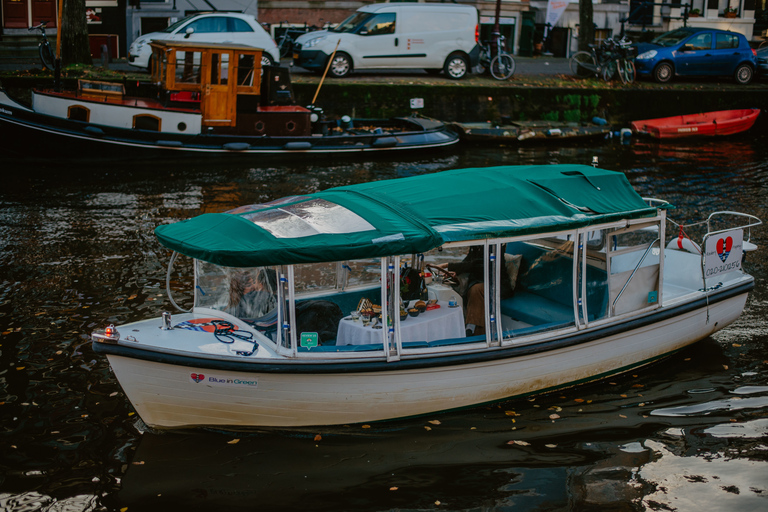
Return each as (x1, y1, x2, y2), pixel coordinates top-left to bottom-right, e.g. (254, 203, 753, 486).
(630, 109, 760, 139)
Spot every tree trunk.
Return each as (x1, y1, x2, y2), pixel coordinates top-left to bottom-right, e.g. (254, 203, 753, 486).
(578, 0, 594, 52)
(61, 0, 92, 66)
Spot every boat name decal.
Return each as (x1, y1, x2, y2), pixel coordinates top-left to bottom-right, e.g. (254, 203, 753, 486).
(190, 372, 258, 387)
(704, 229, 743, 278)
(677, 127, 698, 133)
(0, 107, 12, 116)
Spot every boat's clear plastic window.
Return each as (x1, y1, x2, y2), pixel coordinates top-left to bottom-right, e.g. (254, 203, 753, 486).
(606, 224, 661, 316)
(293, 258, 382, 350)
(195, 261, 279, 334)
(500, 238, 578, 339)
(244, 199, 374, 238)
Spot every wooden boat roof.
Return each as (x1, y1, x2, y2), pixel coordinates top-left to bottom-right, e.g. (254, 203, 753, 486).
(155, 165, 668, 267)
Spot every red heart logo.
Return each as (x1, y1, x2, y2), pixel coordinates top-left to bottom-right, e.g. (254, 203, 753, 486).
(725, 236, 732, 252)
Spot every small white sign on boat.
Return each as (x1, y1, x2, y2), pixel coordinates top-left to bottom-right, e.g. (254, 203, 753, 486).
(704, 229, 743, 278)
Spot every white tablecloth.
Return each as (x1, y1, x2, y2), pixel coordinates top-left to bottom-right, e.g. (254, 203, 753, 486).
(336, 304, 465, 346)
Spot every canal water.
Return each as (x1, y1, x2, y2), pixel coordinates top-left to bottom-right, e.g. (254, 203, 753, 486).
(1, 129, 767, 511)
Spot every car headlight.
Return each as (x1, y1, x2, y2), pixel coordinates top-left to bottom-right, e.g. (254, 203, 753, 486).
(636, 50, 657, 60)
(302, 35, 327, 48)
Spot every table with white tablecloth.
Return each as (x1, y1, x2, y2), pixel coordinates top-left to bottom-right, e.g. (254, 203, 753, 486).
(336, 304, 465, 346)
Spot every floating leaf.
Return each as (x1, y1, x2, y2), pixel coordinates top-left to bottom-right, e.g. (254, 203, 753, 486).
(505, 411, 518, 416)
(227, 439, 240, 444)
(549, 414, 560, 420)
(732, 343, 741, 347)
(574, 398, 585, 403)
(424, 426, 432, 431)
(619, 414, 627, 418)
(545, 444, 557, 448)
(428, 420, 441, 425)
(314, 434, 322, 442)
(128, 295, 138, 300)
(620, 394, 627, 398)
(362, 424, 371, 429)
(723, 365, 729, 370)
(508, 440, 530, 446)
(390, 487, 398, 491)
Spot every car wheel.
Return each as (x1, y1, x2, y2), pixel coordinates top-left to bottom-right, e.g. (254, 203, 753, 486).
(653, 62, 673, 83)
(261, 54, 274, 68)
(329, 52, 352, 78)
(444, 53, 469, 80)
(734, 63, 753, 85)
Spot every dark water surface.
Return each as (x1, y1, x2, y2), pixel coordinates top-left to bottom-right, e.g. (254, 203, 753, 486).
(1, 131, 767, 511)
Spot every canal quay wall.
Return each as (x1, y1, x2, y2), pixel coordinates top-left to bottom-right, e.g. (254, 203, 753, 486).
(290, 79, 768, 126)
(2, 63, 767, 127)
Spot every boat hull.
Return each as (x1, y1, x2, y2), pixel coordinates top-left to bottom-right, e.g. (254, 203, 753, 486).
(0, 91, 458, 159)
(450, 121, 610, 143)
(630, 108, 760, 139)
(102, 290, 748, 428)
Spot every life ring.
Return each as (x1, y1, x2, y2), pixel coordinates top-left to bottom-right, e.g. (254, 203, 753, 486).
(666, 235, 701, 254)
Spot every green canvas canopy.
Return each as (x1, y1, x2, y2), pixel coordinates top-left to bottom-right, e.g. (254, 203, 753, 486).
(155, 165, 667, 267)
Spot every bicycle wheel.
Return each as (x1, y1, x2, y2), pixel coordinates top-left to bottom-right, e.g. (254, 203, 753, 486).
(601, 59, 617, 81)
(569, 51, 596, 78)
(39, 42, 55, 71)
(623, 59, 636, 84)
(617, 59, 627, 84)
(490, 54, 515, 80)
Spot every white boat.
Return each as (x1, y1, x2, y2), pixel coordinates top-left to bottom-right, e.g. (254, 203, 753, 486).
(91, 164, 761, 429)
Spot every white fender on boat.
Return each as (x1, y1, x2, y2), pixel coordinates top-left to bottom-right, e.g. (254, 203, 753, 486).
(666, 235, 701, 254)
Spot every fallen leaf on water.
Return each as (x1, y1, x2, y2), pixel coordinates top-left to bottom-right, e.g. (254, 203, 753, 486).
(574, 398, 585, 403)
(228, 439, 240, 444)
(619, 414, 627, 418)
(723, 365, 729, 370)
(362, 424, 371, 429)
(620, 394, 627, 398)
(425, 426, 432, 431)
(508, 440, 530, 446)
(390, 487, 398, 491)
(505, 411, 518, 416)
(733, 343, 741, 347)
(632, 384, 645, 388)
(549, 414, 560, 420)
(545, 444, 557, 448)
(314, 434, 322, 442)
(429, 420, 441, 425)
(128, 295, 137, 300)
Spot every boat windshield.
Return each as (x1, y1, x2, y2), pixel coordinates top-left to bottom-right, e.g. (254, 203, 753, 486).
(195, 261, 278, 325)
(651, 28, 697, 47)
(330, 12, 374, 33)
(242, 198, 375, 238)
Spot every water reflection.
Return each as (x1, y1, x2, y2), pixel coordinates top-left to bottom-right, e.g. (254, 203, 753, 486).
(0, 126, 766, 511)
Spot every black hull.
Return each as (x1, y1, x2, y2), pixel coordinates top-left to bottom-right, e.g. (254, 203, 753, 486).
(0, 100, 458, 161)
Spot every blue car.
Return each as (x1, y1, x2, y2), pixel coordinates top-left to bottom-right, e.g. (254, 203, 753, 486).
(634, 27, 757, 84)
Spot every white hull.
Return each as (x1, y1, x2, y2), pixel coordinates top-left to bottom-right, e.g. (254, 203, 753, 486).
(106, 293, 747, 428)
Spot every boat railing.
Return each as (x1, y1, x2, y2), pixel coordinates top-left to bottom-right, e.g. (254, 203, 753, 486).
(611, 237, 660, 316)
(642, 197, 671, 208)
(166, 251, 192, 313)
(704, 211, 762, 242)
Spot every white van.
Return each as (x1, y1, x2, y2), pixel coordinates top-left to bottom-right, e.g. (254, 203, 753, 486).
(293, 3, 479, 79)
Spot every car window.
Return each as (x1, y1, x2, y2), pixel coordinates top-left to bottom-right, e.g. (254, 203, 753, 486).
(228, 18, 254, 33)
(652, 28, 695, 47)
(360, 13, 396, 35)
(687, 32, 712, 51)
(331, 12, 372, 33)
(715, 33, 739, 49)
(185, 17, 229, 34)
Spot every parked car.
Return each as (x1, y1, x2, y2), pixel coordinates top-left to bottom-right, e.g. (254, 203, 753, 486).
(128, 12, 280, 71)
(757, 44, 768, 78)
(634, 27, 757, 84)
(292, 3, 479, 79)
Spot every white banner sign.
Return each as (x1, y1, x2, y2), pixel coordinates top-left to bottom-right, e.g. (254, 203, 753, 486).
(544, 0, 570, 37)
(704, 229, 743, 278)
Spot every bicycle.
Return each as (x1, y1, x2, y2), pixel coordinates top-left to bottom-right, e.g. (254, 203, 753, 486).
(29, 21, 56, 71)
(570, 37, 634, 83)
(479, 34, 516, 80)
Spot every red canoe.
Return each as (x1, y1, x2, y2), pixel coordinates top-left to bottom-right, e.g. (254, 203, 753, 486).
(630, 108, 760, 139)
